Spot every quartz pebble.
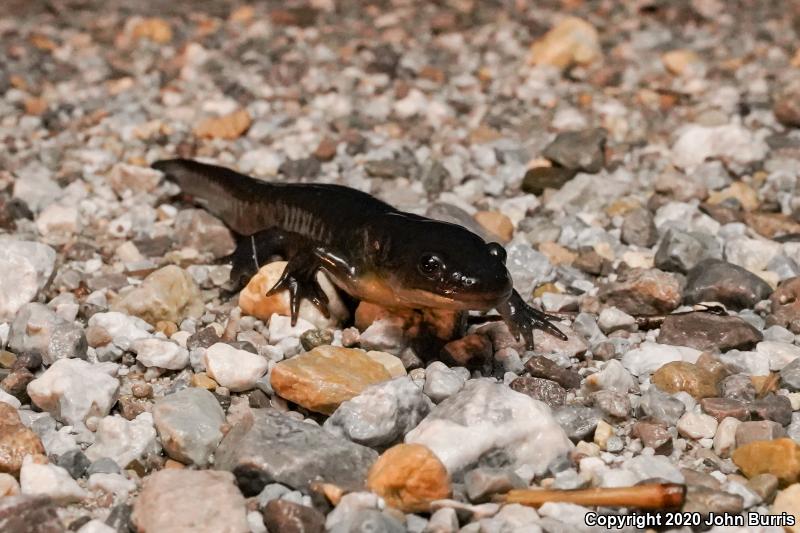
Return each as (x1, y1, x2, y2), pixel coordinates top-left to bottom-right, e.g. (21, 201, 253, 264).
(204, 342, 269, 392)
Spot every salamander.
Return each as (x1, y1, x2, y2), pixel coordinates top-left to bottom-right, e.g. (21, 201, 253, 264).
(152, 158, 566, 348)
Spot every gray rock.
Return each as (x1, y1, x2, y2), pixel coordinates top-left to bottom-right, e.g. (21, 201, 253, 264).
(751, 394, 792, 426)
(735, 420, 786, 447)
(621, 208, 657, 248)
(720, 373, 757, 402)
(639, 387, 686, 425)
(780, 358, 800, 391)
(152, 388, 226, 466)
(683, 486, 744, 514)
(324, 376, 432, 448)
(683, 259, 773, 310)
(654, 228, 722, 273)
(0, 495, 62, 533)
(8, 303, 87, 366)
(788, 413, 800, 445)
(591, 390, 630, 419)
(552, 406, 602, 441)
(87, 457, 121, 476)
(0, 240, 57, 322)
(215, 409, 378, 495)
(542, 128, 607, 173)
(55, 449, 90, 480)
(423, 362, 467, 403)
(464, 467, 525, 503)
(174, 209, 235, 260)
(330, 509, 405, 533)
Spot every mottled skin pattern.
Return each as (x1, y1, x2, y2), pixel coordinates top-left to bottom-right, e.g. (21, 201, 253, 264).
(152, 158, 565, 348)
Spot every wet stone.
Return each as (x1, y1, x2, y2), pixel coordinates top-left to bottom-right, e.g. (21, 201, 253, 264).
(683, 259, 773, 310)
(524, 356, 581, 390)
(656, 312, 762, 352)
(521, 167, 577, 195)
(509, 376, 566, 408)
(299, 329, 334, 351)
(701, 397, 749, 421)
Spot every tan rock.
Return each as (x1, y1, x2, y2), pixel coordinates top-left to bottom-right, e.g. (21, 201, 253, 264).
(707, 182, 759, 212)
(132, 17, 173, 43)
(793, 49, 800, 68)
(0, 472, 20, 496)
(732, 439, 800, 486)
(270, 345, 391, 414)
(194, 109, 252, 140)
(528, 17, 601, 69)
(365, 350, 407, 378)
(366, 444, 451, 513)
(132, 469, 248, 533)
(538, 241, 577, 266)
(112, 265, 204, 326)
(772, 483, 800, 533)
(191, 372, 217, 390)
(0, 403, 46, 477)
(651, 361, 719, 400)
(745, 211, 800, 240)
(239, 261, 349, 329)
(474, 211, 513, 243)
(661, 49, 702, 76)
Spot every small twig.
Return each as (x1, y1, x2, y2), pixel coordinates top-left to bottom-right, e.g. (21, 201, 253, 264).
(499, 483, 685, 509)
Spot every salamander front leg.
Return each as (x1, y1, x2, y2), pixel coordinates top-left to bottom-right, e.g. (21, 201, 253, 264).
(266, 249, 331, 325)
(229, 228, 290, 290)
(497, 289, 567, 350)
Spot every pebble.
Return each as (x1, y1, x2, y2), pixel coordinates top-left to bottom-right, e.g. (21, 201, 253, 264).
(756, 340, 800, 371)
(772, 484, 800, 533)
(654, 228, 722, 273)
(528, 17, 601, 69)
(683, 485, 744, 514)
(7, 303, 87, 366)
(553, 406, 602, 441)
(27, 358, 119, 426)
(0, 473, 19, 497)
(262, 500, 326, 533)
(751, 394, 793, 426)
(87, 311, 152, 351)
(239, 262, 349, 329)
(112, 265, 204, 326)
(153, 387, 226, 466)
(632, 420, 672, 451)
(732, 438, 800, 485)
(639, 387, 686, 425)
(423, 362, 468, 403)
(596, 307, 636, 334)
(701, 397, 749, 421)
(521, 167, 577, 196)
(541, 128, 606, 173)
(216, 409, 378, 495)
(0, 402, 45, 476)
(438, 335, 493, 370)
(591, 390, 630, 419)
(781, 358, 800, 391)
(684, 259, 773, 309)
(174, 209, 236, 259)
(747, 473, 779, 504)
(0, 240, 56, 321)
(524, 355, 581, 389)
(598, 268, 682, 315)
(463, 467, 525, 503)
(132, 338, 189, 370)
(405, 380, 573, 476)
(582, 359, 637, 394)
(735, 420, 786, 447)
(85, 413, 158, 469)
(367, 444, 451, 513)
(720, 373, 757, 401)
(426, 507, 459, 533)
(324, 376, 431, 447)
(271, 345, 390, 414)
(56, 449, 90, 479)
(204, 342, 269, 392)
(621, 208, 658, 248)
(658, 311, 763, 352)
(20, 455, 86, 503)
(672, 123, 768, 169)
(132, 469, 249, 533)
(677, 412, 718, 439)
(0, 495, 62, 532)
(509, 376, 566, 407)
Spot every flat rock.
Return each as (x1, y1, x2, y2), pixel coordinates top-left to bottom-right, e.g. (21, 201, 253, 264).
(656, 312, 762, 351)
(215, 408, 378, 495)
(405, 379, 573, 476)
(132, 469, 248, 533)
(152, 387, 226, 466)
(599, 268, 682, 315)
(112, 265, 204, 326)
(524, 355, 581, 389)
(324, 376, 432, 447)
(684, 259, 773, 310)
(270, 346, 391, 414)
(26, 358, 119, 426)
(366, 444, 451, 513)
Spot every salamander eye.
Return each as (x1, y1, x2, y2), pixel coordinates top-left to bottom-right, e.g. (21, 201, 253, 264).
(488, 242, 507, 263)
(418, 253, 443, 277)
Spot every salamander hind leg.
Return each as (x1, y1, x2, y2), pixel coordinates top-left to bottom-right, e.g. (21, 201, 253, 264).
(497, 289, 567, 350)
(266, 249, 330, 325)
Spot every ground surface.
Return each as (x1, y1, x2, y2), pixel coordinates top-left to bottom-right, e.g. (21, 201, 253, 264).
(1, 1, 800, 532)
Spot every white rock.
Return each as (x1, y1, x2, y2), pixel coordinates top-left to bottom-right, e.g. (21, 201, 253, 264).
(713, 417, 741, 458)
(406, 379, 573, 476)
(36, 204, 80, 238)
(325, 492, 382, 531)
(132, 338, 189, 370)
(719, 350, 771, 376)
(203, 343, 269, 392)
(671, 123, 768, 169)
(624, 455, 684, 484)
(0, 240, 56, 321)
(0, 472, 20, 497)
(27, 358, 119, 426)
(77, 520, 117, 533)
(725, 237, 782, 273)
(424, 362, 468, 403)
(267, 315, 315, 345)
(478, 503, 541, 533)
(722, 480, 761, 508)
(756, 341, 800, 372)
(20, 456, 87, 503)
(677, 412, 718, 439)
(621, 342, 701, 376)
(88, 472, 137, 501)
(597, 307, 636, 334)
(359, 317, 407, 353)
(88, 312, 152, 351)
(582, 360, 637, 394)
(86, 413, 159, 468)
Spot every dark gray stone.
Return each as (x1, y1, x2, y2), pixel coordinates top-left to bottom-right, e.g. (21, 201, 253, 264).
(780, 358, 800, 391)
(683, 259, 773, 310)
(464, 467, 525, 503)
(55, 449, 90, 479)
(215, 409, 378, 496)
(542, 128, 607, 173)
(751, 394, 793, 426)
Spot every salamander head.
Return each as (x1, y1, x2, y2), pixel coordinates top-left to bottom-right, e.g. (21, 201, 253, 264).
(366, 214, 513, 310)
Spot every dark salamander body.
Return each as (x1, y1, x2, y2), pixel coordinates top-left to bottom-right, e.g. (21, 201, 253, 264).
(152, 158, 565, 348)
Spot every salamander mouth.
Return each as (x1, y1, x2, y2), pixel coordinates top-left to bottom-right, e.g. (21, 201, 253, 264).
(398, 286, 512, 311)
